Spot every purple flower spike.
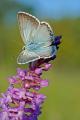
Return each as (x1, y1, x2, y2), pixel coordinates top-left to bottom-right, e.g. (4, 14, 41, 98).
(0, 34, 61, 120)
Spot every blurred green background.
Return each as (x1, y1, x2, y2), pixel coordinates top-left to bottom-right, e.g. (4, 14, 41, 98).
(0, 0, 80, 120)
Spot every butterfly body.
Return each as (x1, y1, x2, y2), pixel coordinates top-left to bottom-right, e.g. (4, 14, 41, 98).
(17, 12, 57, 64)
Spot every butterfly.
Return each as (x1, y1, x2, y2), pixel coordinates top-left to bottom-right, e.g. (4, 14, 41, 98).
(17, 11, 57, 64)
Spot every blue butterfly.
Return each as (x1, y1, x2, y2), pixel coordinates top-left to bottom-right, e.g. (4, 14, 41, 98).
(17, 12, 57, 64)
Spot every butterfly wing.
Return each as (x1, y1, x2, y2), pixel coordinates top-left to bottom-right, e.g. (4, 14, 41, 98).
(17, 12, 41, 64)
(17, 50, 40, 64)
(17, 12, 39, 44)
(35, 22, 54, 46)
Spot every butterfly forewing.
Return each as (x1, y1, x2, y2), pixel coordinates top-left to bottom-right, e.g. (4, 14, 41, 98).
(18, 12, 39, 44)
(37, 22, 53, 46)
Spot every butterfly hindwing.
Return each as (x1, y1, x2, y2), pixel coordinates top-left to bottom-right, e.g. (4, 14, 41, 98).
(17, 50, 40, 64)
